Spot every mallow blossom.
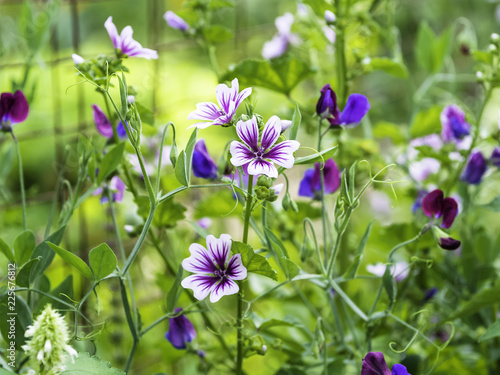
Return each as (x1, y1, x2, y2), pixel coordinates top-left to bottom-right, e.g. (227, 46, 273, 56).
(188, 78, 251, 129)
(94, 176, 125, 204)
(164, 11, 189, 32)
(316, 84, 370, 127)
(104, 16, 158, 59)
(192, 139, 218, 179)
(181, 234, 247, 303)
(461, 150, 487, 184)
(230, 116, 300, 178)
(262, 13, 300, 59)
(441, 105, 470, 142)
(362, 352, 411, 375)
(92, 104, 127, 139)
(298, 159, 341, 199)
(367, 261, 409, 282)
(0, 91, 29, 129)
(165, 308, 196, 349)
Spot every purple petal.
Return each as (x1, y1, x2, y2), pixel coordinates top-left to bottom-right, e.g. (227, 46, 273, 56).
(187, 102, 221, 121)
(310, 159, 340, 194)
(92, 104, 113, 138)
(423, 287, 438, 302)
(210, 278, 239, 303)
(339, 93, 371, 127)
(461, 151, 487, 185)
(104, 16, 121, 49)
(441, 105, 470, 142)
(181, 274, 218, 300)
(247, 159, 278, 178)
(226, 254, 247, 281)
(230, 141, 254, 167)
(117, 121, 127, 138)
(361, 352, 392, 375)
(182, 243, 218, 274)
(192, 139, 218, 179)
(323, 25, 336, 44)
(391, 364, 410, 375)
(422, 189, 444, 219)
(275, 13, 294, 35)
(236, 117, 259, 150)
(439, 237, 461, 251)
(262, 34, 288, 59)
(441, 197, 458, 229)
(216, 79, 238, 115)
(110, 176, 125, 202)
(206, 234, 231, 270)
(261, 116, 282, 150)
(235, 87, 252, 110)
(166, 311, 196, 349)
(0, 91, 29, 124)
(72, 54, 85, 64)
(316, 84, 340, 121)
(164, 11, 189, 32)
(264, 140, 300, 169)
(490, 147, 500, 167)
(409, 158, 440, 182)
(298, 169, 315, 198)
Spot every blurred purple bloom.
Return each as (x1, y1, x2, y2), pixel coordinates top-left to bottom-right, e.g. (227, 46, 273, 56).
(316, 84, 370, 127)
(322, 26, 336, 44)
(92, 104, 127, 138)
(230, 116, 300, 178)
(192, 139, 218, 179)
(104, 16, 158, 59)
(422, 189, 458, 229)
(441, 105, 470, 142)
(72, 54, 85, 64)
(435, 230, 461, 251)
(298, 159, 340, 199)
(412, 189, 428, 213)
(0, 91, 29, 126)
(424, 287, 438, 302)
(197, 217, 212, 230)
(367, 262, 409, 282)
(181, 234, 247, 303)
(409, 134, 443, 150)
(262, 13, 299, 59)
(491, 147, 500, 167)
(164, 11, 189, 32)
(165, 308, 196, 349)
(94, 176, 125, 203)
(409, 158, 440, 182)
(362, 352, 411, 375)
(324, 10, 336, 23)
(188, 78, 251, 129)
(461, 151, 487, 184)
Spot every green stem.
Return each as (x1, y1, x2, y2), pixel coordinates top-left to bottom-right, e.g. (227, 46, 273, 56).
(318, 118, 329, 268)
(12, 133, 27, 231)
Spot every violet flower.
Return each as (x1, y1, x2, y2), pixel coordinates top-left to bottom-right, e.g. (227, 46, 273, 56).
(491, 147, 500, 167)
(366, 262, 409, 282)
(424, 287, 438, 302)
(0, 91, 29, 129)
(316, 84, 370, 127)
(441, 105, 471, 142)
(362, 352, 411, 375)
(72, 54, 85, 64)
(181, 234, 247, 303)
(298, 159, 341, 199)
(422, 189, 458, 229)
(324, 10, 336, 23)
(94, 176, 125, 204)
(164, 11, 189, 32)
(409, 158, 440, 182)
(188, 78, 252, 129)
(229, 116, 300, 178)
(92, 104, 127, 139)
(104, 16, 158, 60)
(192, 139, 218, 179)
(322, 26, 336, 44)
(461, 151, 487, 184)
(412, 189, 428, 213)
(262, 13, 300, 59)
(166, 308, 196, 349)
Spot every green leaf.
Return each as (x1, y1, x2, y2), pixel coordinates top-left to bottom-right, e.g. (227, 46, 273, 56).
(208, 0, 235, 8)
(35, 275, 74, 315)
(14, 230, 36, 266)
(166, 266, 184, 313)
(61, 352, 126, 374)
(479, 320, 500, 342)
(203, 25, 234, 43)
(97, 142, 125, 185)
(0, 238, 15, 263)
(259, 317, 301, 331)
(135, 102, 154, 126)
(16, 257, 41, 287)
(30, 226, 66, 279)
(343, 222, 373, 279)
(0, 144, 15, 181)
(282, 258, 300, 280)
(373, 121, 406, 144)
(368, 57, 408, 79)
(154, 198, 187, 228)
(185, 128, 198, 182)
(89, 243, 117, 280)
(234, 241, 277, 281)
(223, 57, 315, 95)
(289, 105, 301, 140)
(382, 265, 397, 302)
(174, 150, 188, 186)
(449, 282, 500, 320)
(0, 295, 31, 350)
(409, 105, 442, 138)
(48, 242, 94, 281)
(294, 146, 337, 165)
(416, 22, 451, 73)
(194, 190, 242, 218)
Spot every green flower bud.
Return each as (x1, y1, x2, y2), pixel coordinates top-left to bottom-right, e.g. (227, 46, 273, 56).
(257, 175, 274, 188)
(255, 186, 270, 200)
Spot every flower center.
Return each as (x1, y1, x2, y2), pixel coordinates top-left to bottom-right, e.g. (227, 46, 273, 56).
(214, 269, 227, 278)
(253, 148, 265, 159)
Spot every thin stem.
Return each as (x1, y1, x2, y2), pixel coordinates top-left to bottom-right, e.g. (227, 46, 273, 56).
(13, 133, 27, 230)
(318, 118, 329, 268)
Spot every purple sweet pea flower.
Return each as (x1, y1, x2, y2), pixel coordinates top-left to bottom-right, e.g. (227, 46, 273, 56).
(229, 116, 300, 178)
(262, 13, 300, 59)
(92, 104, 127, 138)
(104, 16, 158, 59)
(316, 84, 370, 127)
(461, 151, 487, 184)
(362, 352, 411, 375)
(192, 139, 218, 179)
(366, 262, 409, 282)
(424, 287, 438, 302)
(164, 11, 189, 32)
(422, 189, 458, 229)
(409, 158, 440, 182)
(0, 91, 29, 128)
(165, 308, 196, 349)
(188, 78, 252, 129)
(181, 234, 247, 303)
(322, 26, 336, 44)
(324, 10, 336, 23)
(441, 105, 471, 142)
(432, 226, 461, 251)
(491, 147, 500, 167)
(72, 54, 85, 64)
(94, 175, 125, 204)
(412, 189, 428, 213)
(298, 159, 341, 199)
(197, 217, 212, 230)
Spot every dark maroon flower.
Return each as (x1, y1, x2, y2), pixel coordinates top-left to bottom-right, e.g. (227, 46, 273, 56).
(422, 189, 458, 229)
(0, 91, 29, 127)
(165, 308, 196, 349)
(439, 237, 461, 250)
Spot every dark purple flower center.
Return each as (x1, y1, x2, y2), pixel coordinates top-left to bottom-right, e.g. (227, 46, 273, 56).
(214, 269, 227, 278)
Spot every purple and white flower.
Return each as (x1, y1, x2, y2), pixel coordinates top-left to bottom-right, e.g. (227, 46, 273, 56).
(262, 13, 300, 59)
(165, 308, 196, 349)
(367, 261, 409, 282)
(188, 78, 251, 129)
(92, 104, 127, 139)
(362, 352, 411, 375)
(229, 116, 300, 178)
(164, 11, 189, 32)
(104, 16, 158, 60)
(94, 175, 125, 204)
(441, 105, 471, 142)
(0, 91, 29, 128)
(181, 234, 247, 303)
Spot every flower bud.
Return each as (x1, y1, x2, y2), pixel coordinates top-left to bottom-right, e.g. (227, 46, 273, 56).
(488, 44, 497, 53)
(491, 33, 500, 44)
(431, 226, 461, 251)
(324, 10, 336, 24)
(255, 185, 270, 200)
(257, 175, 273, 188)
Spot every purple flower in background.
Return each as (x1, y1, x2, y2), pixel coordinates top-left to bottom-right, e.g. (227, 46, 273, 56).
(422, 189, 458, 229)
(164, 11, 189, 32)
(197, 217, 212, 230)
(491, 147, 500, 167)
(262, 13, 300, 59)
(316, 84, 370, 127)
(104, 16, 158, 59)
(412, 189, 428, 213)
(461, 151, 487, 184)
(92, 104, 127, 139)
(165, 308, 196, 349)
(181, 234, 247, 303)
(424, 287, 438, 302)
(230, 116, 300, 178)
(324, 10, 336, 23)
(192, 139, 218, 179)
(188, 78, 251, 129)
(94, 176, 125, 203)
(362, 352, 411, 375)
(367, 262, 409, 282)
(72, 54, 85, 64)
(322, 26, 336, 44)
(409, 158, 440, 182)
(298, 159, 341, 199)
(441, 105, 471, 142)
(0, 91, 29, 127)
